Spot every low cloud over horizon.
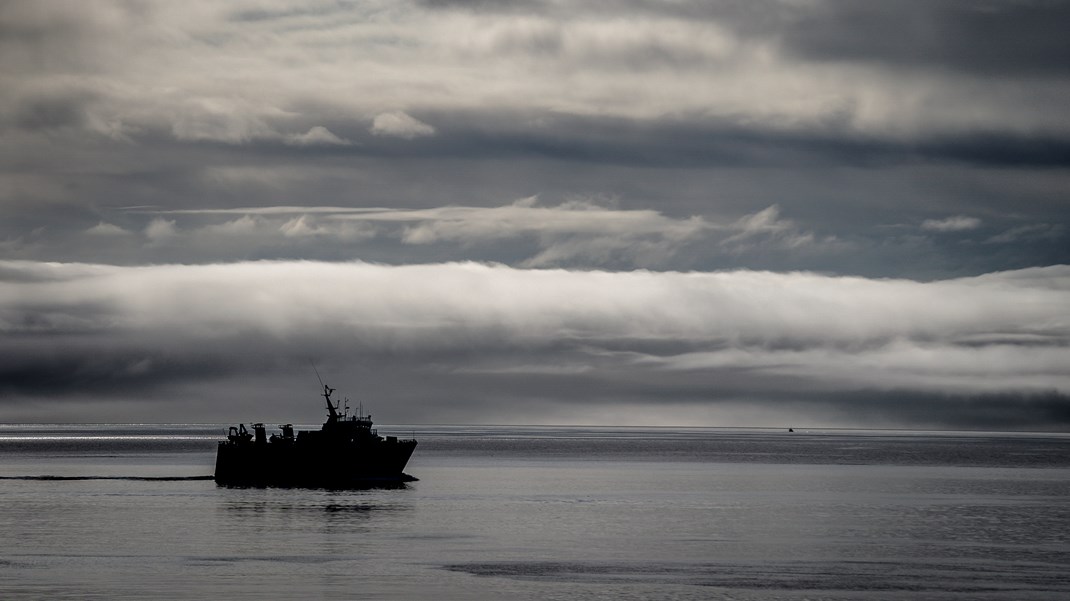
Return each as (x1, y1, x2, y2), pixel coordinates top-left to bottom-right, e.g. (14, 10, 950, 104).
(2, 260, 1067, 429)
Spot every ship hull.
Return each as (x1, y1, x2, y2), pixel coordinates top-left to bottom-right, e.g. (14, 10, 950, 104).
(214, 439, 417, 487)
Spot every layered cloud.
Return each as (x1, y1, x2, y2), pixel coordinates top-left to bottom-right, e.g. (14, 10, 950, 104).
(4, 1, 1069, 144)
(0, 196, 1049, 279)
(79, 199, 826, 268)
(2, 1, 1068, 426)
(2, 1, 1067, 277)
(2, 260, 1067, 426)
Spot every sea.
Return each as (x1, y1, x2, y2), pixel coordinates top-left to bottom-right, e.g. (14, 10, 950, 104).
(1, 424, 1068, 600)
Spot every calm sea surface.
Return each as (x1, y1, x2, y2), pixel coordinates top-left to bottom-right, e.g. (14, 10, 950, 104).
(1, 424, 1068, 600)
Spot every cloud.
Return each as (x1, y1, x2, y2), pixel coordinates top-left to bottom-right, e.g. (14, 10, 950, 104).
(143, 218, 177, 242)
(97, 198, 718, 267)
(199, 215, 264, 236)
(986, 223, 1065, 244)
(85, 222, 131, 236)
(286, 126, 351, 146)
(772, 0, 1070, 77)
(921, 216, 982, 232)
(1, 259, 1067, 425)
(721, 204, 818, 250)
(642, 341, 1069, 394)
(370, 111, 436, 139)
(5, 0, 1070, 146)
(170, 97, 287, 144)
(2, 0, 1070, 425)
(275, 216, 376, 241)
(392, 196, 707, 243)
(113, 198, 743, 267)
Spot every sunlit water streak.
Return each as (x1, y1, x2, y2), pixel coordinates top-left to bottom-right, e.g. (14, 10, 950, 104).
(1, 424, 1068, 600)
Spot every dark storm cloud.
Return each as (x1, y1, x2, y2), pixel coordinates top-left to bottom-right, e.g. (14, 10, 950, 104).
(775, 0, 1070, 77)
(10, 86, 97, 131)
(151, 107, 1062, 171)
(813, 389, 1070, 431)
(31, 103, 1070, 170)
(372, 111, 1070, 169)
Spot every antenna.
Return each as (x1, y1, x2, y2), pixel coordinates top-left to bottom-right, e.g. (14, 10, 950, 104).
(310, 360, 325, 388)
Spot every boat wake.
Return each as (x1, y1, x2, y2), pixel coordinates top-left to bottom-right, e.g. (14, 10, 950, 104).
(0, 475, 214, 481)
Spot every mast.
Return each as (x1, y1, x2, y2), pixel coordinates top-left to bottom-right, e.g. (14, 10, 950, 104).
(322, 384, 339, 422)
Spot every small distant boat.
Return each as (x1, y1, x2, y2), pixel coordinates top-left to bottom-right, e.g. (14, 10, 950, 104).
(788, 427, 794, 433)
(215, 384, 417, 487)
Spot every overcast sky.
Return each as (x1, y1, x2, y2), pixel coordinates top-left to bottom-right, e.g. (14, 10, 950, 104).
(2, 1, 1068, 428)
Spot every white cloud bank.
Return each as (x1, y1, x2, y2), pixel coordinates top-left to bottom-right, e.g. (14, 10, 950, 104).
(2, 259, 1067, 424)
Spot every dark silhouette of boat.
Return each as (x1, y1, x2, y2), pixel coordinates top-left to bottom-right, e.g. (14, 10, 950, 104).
(215, 385, 417, 487)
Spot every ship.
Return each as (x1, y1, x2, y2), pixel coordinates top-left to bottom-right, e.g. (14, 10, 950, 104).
(215, 384, 418, 487)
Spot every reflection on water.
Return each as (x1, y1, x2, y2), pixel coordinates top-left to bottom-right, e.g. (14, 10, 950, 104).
(221, 495, 413, 518)
(0, 475, 214, 481)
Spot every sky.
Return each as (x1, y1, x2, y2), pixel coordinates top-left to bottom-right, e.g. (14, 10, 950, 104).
(1, 0, 1068, 428)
